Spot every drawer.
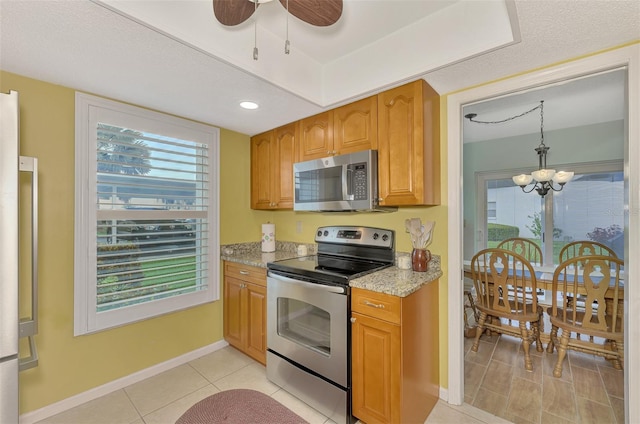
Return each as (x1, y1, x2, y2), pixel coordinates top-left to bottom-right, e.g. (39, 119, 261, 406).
(224, 261, 267, 287)
(351, 287, 401, 324)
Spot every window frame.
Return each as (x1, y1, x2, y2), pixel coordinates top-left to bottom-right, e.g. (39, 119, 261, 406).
(74, 92, 220, 336)
(476, 159, 623, 265)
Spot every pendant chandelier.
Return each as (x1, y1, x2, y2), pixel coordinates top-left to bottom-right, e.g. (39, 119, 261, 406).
(465, 100, 574, 197)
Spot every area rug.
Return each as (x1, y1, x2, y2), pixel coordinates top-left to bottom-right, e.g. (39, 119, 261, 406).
(176, 388, 309, 424)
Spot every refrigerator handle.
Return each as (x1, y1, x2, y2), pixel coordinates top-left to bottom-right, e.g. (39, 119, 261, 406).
(18, 156, 39, 371)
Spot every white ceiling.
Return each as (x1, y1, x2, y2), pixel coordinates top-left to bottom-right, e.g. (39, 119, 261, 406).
(0, 0, 638, 137)
(462, 68, 627, 143)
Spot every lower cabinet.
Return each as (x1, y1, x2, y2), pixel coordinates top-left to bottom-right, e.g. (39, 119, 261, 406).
(223, 261, 267, 365)
(351, 282, 439, 424)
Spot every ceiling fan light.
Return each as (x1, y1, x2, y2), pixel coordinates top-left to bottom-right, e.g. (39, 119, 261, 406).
(512, 174, 533, 186)
(553, 171, 574, 184)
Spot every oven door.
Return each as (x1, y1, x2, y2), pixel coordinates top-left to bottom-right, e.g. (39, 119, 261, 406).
(267, 272, 348, 387)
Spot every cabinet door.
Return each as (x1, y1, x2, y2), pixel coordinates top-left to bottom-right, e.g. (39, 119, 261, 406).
(351, 312, 401, 424)
(298, 111, 333, 161)
(250, 131, 274, 209)
(245, 283, 267, 364)
(223, 276, 245, 349)
(333, 96, 377, 156)
(377, 80, 440, 206)
(272, 122, 297, 209)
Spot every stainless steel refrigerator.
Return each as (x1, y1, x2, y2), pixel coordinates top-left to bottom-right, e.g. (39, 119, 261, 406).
(1, 90, 39, 423)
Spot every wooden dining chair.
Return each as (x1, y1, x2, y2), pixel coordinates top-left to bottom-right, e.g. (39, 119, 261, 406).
(558, 240, 617, 263)
(497, 237, 544, 303)
(497, 237, 543, 264)
(558, 240, 618, 314)
(470, 248, 544, 371)
(546, 255, 624, 377)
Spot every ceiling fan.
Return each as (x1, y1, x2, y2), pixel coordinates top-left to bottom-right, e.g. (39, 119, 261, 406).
(212, 0, 343, 27)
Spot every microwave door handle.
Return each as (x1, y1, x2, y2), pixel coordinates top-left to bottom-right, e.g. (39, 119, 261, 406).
(344, 165, 354, 200)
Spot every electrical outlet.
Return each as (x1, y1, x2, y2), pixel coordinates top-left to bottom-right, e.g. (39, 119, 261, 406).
(296, 221, 303, 233)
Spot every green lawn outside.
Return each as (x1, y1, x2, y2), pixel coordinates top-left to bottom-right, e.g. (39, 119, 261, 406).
(97, 254, 197, 310)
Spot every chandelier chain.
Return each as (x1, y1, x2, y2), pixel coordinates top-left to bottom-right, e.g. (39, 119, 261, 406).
(466, 101, 543, 125)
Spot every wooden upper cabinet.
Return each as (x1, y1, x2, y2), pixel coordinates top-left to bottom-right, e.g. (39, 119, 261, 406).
(377, 80, 440, 206)
(333, 96, 378, 156)
(250, 131, 273, 210)
(298, 111, 334, 162)
(272, 123, 296, 208)
(298, 98, 378, 162)
(250, 122, 297, 209)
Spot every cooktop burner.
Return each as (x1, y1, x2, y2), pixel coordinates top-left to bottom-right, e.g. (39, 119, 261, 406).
(267, 226, 395, 286)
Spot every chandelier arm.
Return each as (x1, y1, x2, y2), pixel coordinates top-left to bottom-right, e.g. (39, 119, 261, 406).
(549, 181, 567, 192)
(518, 184, 538, 194)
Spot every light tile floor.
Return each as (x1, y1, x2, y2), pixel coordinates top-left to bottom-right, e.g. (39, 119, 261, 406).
(464, 330, 625, 424)
(35, 345, 510, 424)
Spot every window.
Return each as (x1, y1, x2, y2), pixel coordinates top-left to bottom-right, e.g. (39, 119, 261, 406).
(74, 93, 219, 335)
(477, 161, 623, 265)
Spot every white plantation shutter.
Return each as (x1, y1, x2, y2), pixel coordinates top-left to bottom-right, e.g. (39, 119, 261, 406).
(75, 93, 219, 335)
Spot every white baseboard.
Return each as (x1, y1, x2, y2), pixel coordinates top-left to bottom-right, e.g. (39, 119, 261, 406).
(439, 386, 449, 403)
(19, 340, 229, 424)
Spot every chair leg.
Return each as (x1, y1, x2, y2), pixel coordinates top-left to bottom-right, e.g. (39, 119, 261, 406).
(464, 290, 479, 323)
(610, 340, 623, 370)
(547, 324, 558, 353)
(520, 321, 533, 372)
(471, 312, 487, 353)
(534, 321, 543, 353)
(553, 329, 571, 378)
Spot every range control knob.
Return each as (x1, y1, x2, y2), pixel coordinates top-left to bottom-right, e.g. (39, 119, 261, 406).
(382, 234, 389, 242)
(317, 230, 323, 237)
(323, 230, 329, 236)
(372, 233, 379, 240)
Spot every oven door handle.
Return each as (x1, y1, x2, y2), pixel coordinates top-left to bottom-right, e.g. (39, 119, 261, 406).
(268, 273, 347, 294)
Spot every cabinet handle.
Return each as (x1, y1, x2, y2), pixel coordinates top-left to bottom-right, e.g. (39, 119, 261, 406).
(364, 300, 385, 309)
(239, 270, 250, 275)
(240, 283, 247, 289)
(350, 317, 356, 323)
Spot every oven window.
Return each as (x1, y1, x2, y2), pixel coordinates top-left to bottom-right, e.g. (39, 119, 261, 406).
(276, 297, 331, 356)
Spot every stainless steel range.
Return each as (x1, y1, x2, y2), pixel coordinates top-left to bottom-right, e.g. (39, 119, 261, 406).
(266, 226, 395, 424)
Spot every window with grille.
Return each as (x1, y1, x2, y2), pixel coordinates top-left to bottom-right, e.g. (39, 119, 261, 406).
(476, 161, 623, 266)
(74, 93, 219, 335)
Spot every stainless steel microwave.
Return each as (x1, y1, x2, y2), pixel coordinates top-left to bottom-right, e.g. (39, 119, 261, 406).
(293, 150, 394, 212)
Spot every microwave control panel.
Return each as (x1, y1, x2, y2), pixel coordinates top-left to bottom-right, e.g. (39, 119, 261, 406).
(350, 162, 367, 200)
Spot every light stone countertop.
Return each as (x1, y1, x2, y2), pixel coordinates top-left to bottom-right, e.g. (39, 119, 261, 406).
(220, 242, 442, 297)
(220, 241, 315, 268)
(348, 258, 442, 297)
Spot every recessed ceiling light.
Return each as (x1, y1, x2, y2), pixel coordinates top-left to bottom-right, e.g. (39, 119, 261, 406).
(240, 101, 259, 110)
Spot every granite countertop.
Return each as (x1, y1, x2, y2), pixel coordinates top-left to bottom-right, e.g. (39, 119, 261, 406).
(221, 241, 315, 268)
(220, 242, 442, 298)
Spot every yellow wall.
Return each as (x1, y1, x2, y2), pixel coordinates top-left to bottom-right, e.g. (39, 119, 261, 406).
(1, 71, 264, 414)
(1, 69, 451, 414)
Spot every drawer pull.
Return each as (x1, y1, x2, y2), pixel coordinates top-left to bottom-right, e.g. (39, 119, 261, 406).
(364, 300, 385, 309)
(239, 270, 250, 275)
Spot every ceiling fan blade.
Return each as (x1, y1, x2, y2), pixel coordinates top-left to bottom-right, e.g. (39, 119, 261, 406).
(280, 0, 343, 27)
(213, 0, 257, 26)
